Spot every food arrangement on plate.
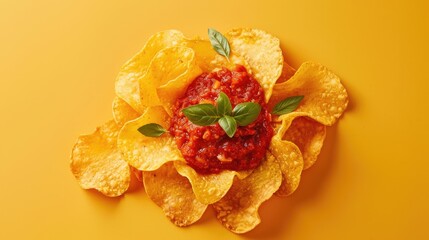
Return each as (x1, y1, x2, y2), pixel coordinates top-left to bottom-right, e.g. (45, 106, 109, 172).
(70, 28, 348, 233)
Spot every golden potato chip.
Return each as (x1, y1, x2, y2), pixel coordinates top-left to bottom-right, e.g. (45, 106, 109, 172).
(226, 28, 283, 102)
(269, 135, 304, 197)
(70, 120, 130, 197)
(212, 153, 282, 234)
(139, 46, 201, 108)
(269, 61, 348, 126)
(117, 106, 185, 171)
(174, 161, 250, 205)
(186, 39, 223, 72)
(186, 39, 251, 72)
(143, 162, 207, 226)
(156, 50, 202, 116)
(276, 58, 296, 83)
(280, 113, 326, 169)
(131, 167, 143, 183)
(112, 96, 141, 126)
(115, 30, 186, 112)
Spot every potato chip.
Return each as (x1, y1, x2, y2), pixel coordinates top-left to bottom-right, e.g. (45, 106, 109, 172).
(280, 113, 326, 169)
(174, 161, 248, 205)
(186, 39, 224, 72)
(112, 96, 140, 126)
(139, 46, 201, 108)
(269, 61, 348, 126)
(212, 153, 282, 234)
(70, 120, 130, 197)
(269, 135, 304, 197)
(226, 28, 283, 102)
(115, 30, 186, 112)
(143, 162, 207, 226)
(186, 39, 251, 72)
(117, 106, 185, 171)
(156, 50, 202, 116)
(131, 167, 143, 183)
(276, 58, 296, 83)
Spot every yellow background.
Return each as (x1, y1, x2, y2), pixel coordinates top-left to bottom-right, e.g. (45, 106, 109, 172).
(1, 0, 428, 239)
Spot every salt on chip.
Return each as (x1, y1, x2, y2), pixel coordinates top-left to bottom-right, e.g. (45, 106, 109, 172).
(269, 61, 348, 126)
(269, 135, 304, 197)
(115, 30, 186, 112)
(212, 153, 282, 234)
(174, 161, 249, 205)
(112, 96, 141, 126)
(117, 106, 184, 171)
(70, 120, 130, 197)
(226, 28, 283, 102)
(279, 113, 327, 170)
(139, 46, 201, 108)
(143, 162, 207, 226)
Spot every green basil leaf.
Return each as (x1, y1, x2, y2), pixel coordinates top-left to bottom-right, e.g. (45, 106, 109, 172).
(216, 92, 232, 116)
(137, 123, 167, 137)
(218, 116, 237, 138)
(182, 104, 220, 126)
(232, 102, 261, 126)
(272, 96, 304, 115)
(208, 28, 230, 60)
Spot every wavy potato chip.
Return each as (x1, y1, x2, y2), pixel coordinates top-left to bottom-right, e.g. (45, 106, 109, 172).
(269, 136, 304, 197)
(227, 28, 283, 102)
(185, 39, 226, 72)
(213, 153, 282, 234)
(143, 162, 207, 226)
(117, 106, 184, 171)
(139, 46, 201, 108)
(115, 30, 186, 112)
(280, 113, 326, 169)
(112, 96, 140, 126)
(70, 120, 130, 197)
(156, 48, 203, 116)
(269, 61, 348, 126)
(131, 166, 143, 183)
(174, 161, 249, 205)
(276, 58, 296, 83)
(186, 39, 251, 72)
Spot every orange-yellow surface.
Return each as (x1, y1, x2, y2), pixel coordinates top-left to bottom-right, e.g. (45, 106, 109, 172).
(1, 0, 428, 239)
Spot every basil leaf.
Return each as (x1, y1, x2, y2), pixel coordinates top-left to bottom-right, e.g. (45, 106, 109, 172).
(272, 96, 304, 115)
(182, 104, 220, 126)
(138, 123, 167, 137)
(216, 92, 232, 116)
(232, 102, 261, 126)
(208, 28, 230, 60)
(218, 116, 237, 138)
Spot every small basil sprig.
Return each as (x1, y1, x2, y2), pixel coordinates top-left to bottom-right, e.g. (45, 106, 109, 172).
(138, 123, 167, 137)
(182, 92, 261, 138)
(208, 28, 230, 61)
(272, 96, 304, 115)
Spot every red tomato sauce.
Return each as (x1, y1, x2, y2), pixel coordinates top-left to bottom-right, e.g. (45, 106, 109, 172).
(169, 65, 273, 174)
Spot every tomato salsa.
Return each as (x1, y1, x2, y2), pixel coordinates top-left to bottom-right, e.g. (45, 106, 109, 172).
(169, 65, 273, 174)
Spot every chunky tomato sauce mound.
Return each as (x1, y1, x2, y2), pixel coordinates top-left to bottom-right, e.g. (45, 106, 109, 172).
(170, 65, 274, 174)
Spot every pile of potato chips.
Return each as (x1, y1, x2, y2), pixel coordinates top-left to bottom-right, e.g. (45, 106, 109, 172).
(70, 28, 348, 233)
